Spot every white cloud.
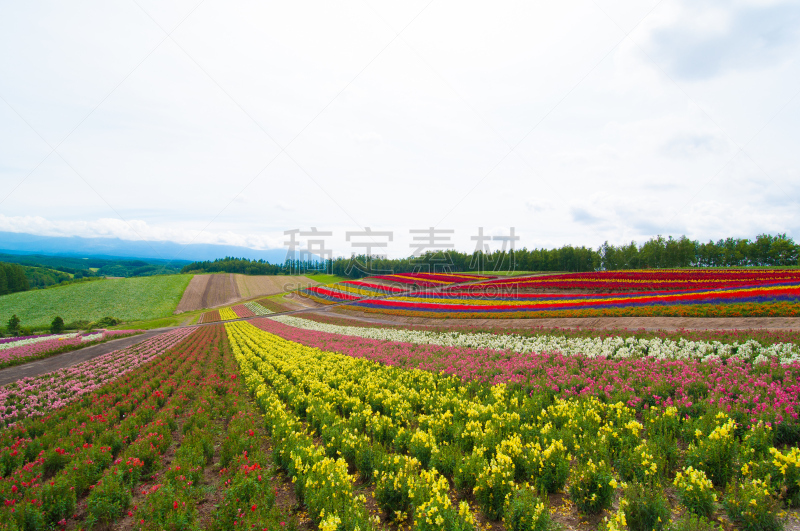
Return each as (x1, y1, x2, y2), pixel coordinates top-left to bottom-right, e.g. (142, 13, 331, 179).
(0, 0, 798, 258)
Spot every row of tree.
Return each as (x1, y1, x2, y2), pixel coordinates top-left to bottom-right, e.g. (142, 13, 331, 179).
(178, 233, 800, 279)
(21, 265, 72, 289)
(181, 257, 283, 275)
(599, 233, 799, 269)
(0, 263, 29, 295)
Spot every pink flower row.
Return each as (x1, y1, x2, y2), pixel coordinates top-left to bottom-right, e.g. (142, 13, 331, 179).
(0, 330, 143, 366)
(0, 327, 197, 427)
(251, 318, 800, 425)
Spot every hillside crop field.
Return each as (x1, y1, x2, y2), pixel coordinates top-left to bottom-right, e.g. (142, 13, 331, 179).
(0, 274, 191, 328)
(176, 273, 321, 312)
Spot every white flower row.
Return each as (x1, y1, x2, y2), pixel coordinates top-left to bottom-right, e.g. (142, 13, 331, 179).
(0, 333, 80, 351)
(81, 333, 104, 342)
(268, 314, 800, 364)
(244, 301, 274, 315)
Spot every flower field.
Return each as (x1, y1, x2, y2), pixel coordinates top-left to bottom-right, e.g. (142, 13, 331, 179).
(230, 320, 797, 529)
(0, 330, 143, 369)
(0, 308, 797, 530)
(0, 327, 195, 425)
(371, 272, 494, 288)
(198, 301, 271, 323)
(303, 269, 800, 318)
(0, 324, 301, 530)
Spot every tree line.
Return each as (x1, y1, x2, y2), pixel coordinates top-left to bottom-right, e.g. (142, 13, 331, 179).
(180, 233, 799, 278)
(0, 262, 29, 295)
(181, 257, 283, 275)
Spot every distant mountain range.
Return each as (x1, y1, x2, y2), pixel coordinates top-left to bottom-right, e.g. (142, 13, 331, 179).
(0, 232, 288, 263)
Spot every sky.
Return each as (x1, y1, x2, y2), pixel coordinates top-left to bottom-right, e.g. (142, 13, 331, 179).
(1, 0, 799, 260)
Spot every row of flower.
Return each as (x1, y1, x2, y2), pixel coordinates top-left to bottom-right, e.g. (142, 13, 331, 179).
(198, 302, 272, 323)
(0, 325, 298, 531)
(269, 314, 800, 364)
(230, 320, 795, 530)
(470, 269, 800, 292)
(302, 269, 800, 318)
(0, 329, 144, 369)
(303, 280, 800, 318)
(244, 301, 275, 315)
(0, 333, 83, 352)
(0, 326, 207, 528)
(256, 317, 800, 435)
(366, 270, 800, 293)
(371, 272, 493, 287)
(0, 327, 196, 426)
(0, 330, 142, 351)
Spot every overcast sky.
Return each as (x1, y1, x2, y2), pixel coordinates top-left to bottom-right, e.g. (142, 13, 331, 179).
(1, 0, 799, 259)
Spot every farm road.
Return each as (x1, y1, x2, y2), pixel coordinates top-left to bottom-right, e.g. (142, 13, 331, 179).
(0, 328, 175, 387)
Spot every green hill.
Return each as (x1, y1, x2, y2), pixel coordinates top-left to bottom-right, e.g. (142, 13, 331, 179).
(0, 275, 192, 328)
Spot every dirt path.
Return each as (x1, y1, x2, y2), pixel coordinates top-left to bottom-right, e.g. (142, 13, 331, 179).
(0, 328, 175, 386)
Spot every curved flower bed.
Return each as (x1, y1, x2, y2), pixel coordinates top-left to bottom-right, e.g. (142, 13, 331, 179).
(469, 269, 800, 292)
(252, 318, 800, 431)
(231, 304, 255, 318)
(0, 333, 82, 351)
(243, 301, 274, 315)
(0, 330, 144, 369)
(0, 327, 197, 426)
(303, 270, 800, 318)
(270, 315, 800, 364)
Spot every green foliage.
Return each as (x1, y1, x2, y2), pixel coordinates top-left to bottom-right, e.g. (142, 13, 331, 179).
(85, 470, 132, 529)
(531, 439, 570, 494)
(374, 454, 419, 521)
(454, 447, 487, 494)
(41, 476, 76, 526)
(764, 446, 800, 506)
(49, 316, 64, 334)
(503, 487, 551, 531)
(0, 275, 192, 328)
(11, 500, 45, 531)
(6, 314, 20, 336)
(568, 459, 617, 515)
(20, 264, 69, 289)
(674, 466, 717, 519)
(686, 418, 738, 488)
(601, 233, 800, 269)
(0, 263, 29, 295)
(181, 256, 283, 275)
(623, 482, 670, 531)
(430, 442, 459, 478)
(90, 316, 119, 328)
(667, 513, 721, 531)
(475, 452, 516, 520)
(412, 469, 476, 531)
(135, 481, 199, 531)
(723, 478, 783, 531)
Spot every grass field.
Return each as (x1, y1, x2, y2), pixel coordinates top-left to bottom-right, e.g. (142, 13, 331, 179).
(0, 274, 192, 328)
